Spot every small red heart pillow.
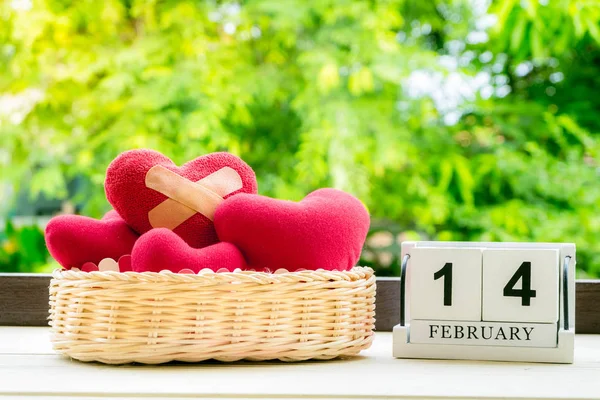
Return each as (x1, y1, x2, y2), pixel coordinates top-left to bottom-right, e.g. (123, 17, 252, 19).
(45, 210, 139, 269)
(105, 150, 258, 249)
(131, 228, 246, 273)
(214, 188, 370, 272)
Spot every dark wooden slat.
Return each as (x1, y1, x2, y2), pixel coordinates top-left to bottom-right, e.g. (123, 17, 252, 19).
(1, 274, 599, 333)
(0, 274, 50, 326)
(575, 280, 600, 334)
(374, 278, 400, 331)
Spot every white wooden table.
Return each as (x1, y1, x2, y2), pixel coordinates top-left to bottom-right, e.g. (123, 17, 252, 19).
(1, 327, 600, 399)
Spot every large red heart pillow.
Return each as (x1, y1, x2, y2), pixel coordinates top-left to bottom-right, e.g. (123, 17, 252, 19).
(105, 150, 258, 249)
(214, 188, 370, 271)
(131, 228, 247, 273)
(45, 210, 139, 269)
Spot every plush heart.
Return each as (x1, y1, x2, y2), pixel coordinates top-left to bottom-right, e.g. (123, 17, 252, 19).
(214, 188, 370, 271)
(45, 211, 139, 270)
(105, 150, 257, 249)
(131, 228, 247, 273)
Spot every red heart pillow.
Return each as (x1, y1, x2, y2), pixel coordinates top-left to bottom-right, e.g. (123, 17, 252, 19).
(214, 188, 370, 271)
(45, 210, 139, 270)
(131, 228, 247, 273)
(105, 150, 258, 249)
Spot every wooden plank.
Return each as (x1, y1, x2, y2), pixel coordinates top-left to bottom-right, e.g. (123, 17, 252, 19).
(374, 278, 400, 331)
(1, 274, 599, 333)
(0, 274, 50, 327)
(576, 280, 600, 334)
(1, 328, 600, 399)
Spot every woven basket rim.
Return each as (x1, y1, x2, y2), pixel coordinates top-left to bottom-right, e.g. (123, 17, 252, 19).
(51, 266, 374, 284)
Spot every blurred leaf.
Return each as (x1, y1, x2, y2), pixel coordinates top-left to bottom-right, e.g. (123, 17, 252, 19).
(510, 17, 527, 53)
(317, 63, 340, 94)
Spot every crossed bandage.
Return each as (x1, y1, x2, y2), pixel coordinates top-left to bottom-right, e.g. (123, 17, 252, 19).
(145, 165, 243, 230)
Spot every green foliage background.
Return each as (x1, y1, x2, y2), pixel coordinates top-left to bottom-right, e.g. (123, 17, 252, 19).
(1, 0, 599, 276)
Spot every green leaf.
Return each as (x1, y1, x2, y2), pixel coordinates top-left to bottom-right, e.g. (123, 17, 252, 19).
(510, 17, 528, 53)
(317, 63, 340, 94)
(530, 27, 544, 60)
(437, 159, 453, 191)
(584, 14, 600, 43)
(492, 0, 517, 33)
(452, 155, 475, 207)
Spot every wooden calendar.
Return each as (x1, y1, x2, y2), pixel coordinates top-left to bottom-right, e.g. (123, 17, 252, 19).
(393, 241, 575, 363)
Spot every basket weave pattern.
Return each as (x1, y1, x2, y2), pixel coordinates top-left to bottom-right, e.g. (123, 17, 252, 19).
(49, 267, 376, 364)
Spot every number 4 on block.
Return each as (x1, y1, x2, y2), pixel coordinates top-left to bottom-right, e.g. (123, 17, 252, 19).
(482, 249, 559, 323)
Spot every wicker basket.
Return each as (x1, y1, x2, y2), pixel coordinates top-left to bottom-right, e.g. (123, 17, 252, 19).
(49, 267, 376, 364)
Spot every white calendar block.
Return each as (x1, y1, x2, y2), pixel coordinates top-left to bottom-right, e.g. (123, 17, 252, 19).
(409, 247, 482, 321)
(394, 241, 576, 364)
(483, 249, 559, 323)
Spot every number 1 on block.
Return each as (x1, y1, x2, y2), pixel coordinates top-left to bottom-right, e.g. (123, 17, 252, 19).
(434, 262, 453, 306)
(410, 248, 482, 321)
